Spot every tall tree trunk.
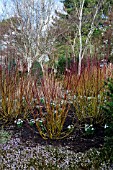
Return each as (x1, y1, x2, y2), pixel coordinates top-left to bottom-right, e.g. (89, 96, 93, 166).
(27, 57, 32, 73)
(78, 55, 82, 75)
(78, 0, 85, 75)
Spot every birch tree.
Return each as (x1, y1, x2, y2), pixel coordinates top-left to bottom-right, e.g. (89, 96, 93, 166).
(54, 0, 112, 75)
(1, 0, 55, 72)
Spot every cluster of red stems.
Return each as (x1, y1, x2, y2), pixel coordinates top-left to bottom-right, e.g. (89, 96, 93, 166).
(0, 59, 113, 139)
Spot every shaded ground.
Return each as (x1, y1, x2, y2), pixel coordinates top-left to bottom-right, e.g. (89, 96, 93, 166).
(1, 120, 105, 153)
(1, 120, 113, 170)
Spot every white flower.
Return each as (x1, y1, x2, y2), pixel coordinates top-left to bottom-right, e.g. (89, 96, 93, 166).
(16, 119, 23, 124)
(104, 124, 109, 129)
(98, 94, 101, 99)
(14, 120, 17, 123)
(29, 119, 35, 123)
(73, 95, 76, 99)
(87, 97, 93, 100)
(51, 102, 55, 106)
(67, 125, 74, 129)
(91, 127, 94, 131)
(85, 124, 94, 131)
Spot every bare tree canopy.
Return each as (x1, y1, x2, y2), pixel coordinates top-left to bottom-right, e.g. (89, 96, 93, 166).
(0, 0, 58, 72)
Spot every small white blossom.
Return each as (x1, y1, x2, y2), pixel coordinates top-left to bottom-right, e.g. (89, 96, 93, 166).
(29, 119, 35, 123)
(67, 125, 74, 129)
(15, 119, 23, 125)
(104, 124, 109, 129)
(87, 97, 93, 100)
(85, 124, 94, 131)
(73, 95, 76, 99)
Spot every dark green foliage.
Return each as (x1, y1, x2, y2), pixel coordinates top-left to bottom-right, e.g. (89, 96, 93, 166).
(31, 61, 43, 78)
(103, 78, 113, 152)
(56, 56, 71, 74)
(56, 0, 113, 62)
(63, 0, 75, 14)
(104, 79, 113, 120)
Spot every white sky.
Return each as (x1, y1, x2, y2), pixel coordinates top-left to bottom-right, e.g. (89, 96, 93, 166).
(0, 0, 3, 17)
(0, 0, 64, 21)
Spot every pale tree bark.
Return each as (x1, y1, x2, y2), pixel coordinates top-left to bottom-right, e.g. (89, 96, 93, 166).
(75, 0, 106, 75)
(2, 0, 55, 73)
(78, 0, 85, 75)
(59, 0, 107, 75)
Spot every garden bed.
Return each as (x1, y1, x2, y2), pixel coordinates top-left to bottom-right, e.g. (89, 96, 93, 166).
(0, 121, 113, 170)
(0, 63, 113, 169)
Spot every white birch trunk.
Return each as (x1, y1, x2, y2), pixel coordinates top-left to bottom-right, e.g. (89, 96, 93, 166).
(78, 0, 85, 75)
(27, 57, 32, 73)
